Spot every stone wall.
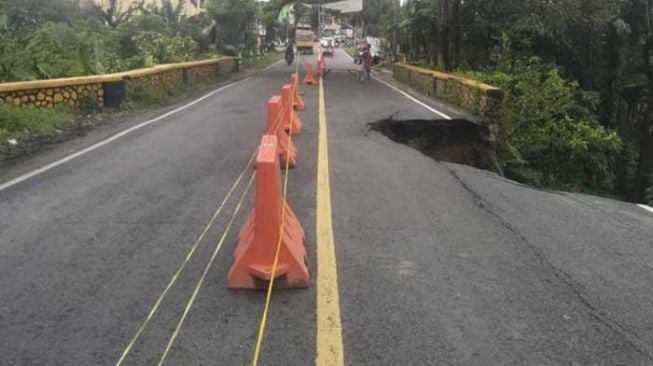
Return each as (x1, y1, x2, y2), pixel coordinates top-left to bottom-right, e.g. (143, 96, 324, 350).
(393, 63, 503, 118)
(123, 67, 184, 99)
(393, 63, 504, 145)
(0, 81, 105, 109)
(0, 57, 239, 110)
(186, 64, 218, 84)
(217, 58, 237, 75)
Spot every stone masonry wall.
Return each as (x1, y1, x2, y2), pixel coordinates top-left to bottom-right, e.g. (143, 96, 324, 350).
(0, 83, 104, 109)
(393, 63, 503, 145)
(124, 69, 184, 99)
(186, 64, 219, 84)
(0, 57, 239, 111)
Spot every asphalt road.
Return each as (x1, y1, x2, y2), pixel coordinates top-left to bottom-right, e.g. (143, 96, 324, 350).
(0, 61, 320, 365)
(1, 49, 653, 365)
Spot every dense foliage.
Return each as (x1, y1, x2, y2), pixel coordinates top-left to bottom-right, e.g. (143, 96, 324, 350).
(1, 0, 652, 202)
(206, 0, 258, 53)
(344, 0, 653, 202)
(460, 56, 623, 194)
(0, 0, 216, 81)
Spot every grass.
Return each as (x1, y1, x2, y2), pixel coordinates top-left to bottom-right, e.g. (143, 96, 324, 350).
(121, 84, 178, 110)
(240, 51, 285, 71)
(0, 104, 73, 141)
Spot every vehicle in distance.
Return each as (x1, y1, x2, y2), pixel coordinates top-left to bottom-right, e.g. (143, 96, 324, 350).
(296, 29, 315, 55)
(321, 37, 335, 57)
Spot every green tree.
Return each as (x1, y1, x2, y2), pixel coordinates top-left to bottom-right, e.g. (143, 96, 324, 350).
(0, 15, 35, 81)
(88, 0, 147, 28)
(25, 22, 83, 78)
(0, 0, 80, 29)
(460, 56, 623, 193)
(348, 0, 394, 37)
(206, 0, 257, 52)
(132, 31, 199, 63)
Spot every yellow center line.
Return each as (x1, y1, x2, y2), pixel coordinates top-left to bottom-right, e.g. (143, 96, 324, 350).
(316, 76, 345, 366)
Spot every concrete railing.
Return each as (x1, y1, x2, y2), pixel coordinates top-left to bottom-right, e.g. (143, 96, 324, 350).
(393, 63, 503, 144)
(0, 57, 239, 110)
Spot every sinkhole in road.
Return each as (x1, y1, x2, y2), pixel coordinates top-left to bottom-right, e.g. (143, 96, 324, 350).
(369, 117, 494, 171)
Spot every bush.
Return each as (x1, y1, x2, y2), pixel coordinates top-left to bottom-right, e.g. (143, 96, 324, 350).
(0, 27, 36, 82)
(0, 104, 73, 140)
(2, 12, 217, 82)
(22, 20, 129, 78)
(132, 32, 199, 64)
(459, 57, 623, 194)
(121, 84, 170, 110)
(25, 22, 83, 78)
(73, 19, 125, 74)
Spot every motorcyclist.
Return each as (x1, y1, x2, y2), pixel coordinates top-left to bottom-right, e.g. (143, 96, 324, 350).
(285, 42, 294, 66)
(355, 41, 365, 64)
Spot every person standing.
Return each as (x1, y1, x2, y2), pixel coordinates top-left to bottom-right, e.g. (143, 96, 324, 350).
(360, 44, 373, 82)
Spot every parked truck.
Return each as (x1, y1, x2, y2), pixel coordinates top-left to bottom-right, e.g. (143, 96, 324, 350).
(296, 28, 315, 55)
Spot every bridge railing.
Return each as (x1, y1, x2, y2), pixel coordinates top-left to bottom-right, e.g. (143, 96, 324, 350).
(393, 63, 503, 144)
(0, 57, 239, 111)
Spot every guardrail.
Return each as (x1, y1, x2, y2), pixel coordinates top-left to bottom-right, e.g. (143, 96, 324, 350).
(0, 57, 239, 110)
(392, 63, 503, 144)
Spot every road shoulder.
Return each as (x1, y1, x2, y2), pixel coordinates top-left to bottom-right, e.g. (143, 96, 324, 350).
(0, 60, 283, 188)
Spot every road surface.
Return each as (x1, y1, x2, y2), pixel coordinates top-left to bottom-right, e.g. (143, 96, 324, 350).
(1, 49, 652, 365)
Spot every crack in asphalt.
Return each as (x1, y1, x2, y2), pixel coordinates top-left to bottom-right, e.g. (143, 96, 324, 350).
(447, 168, 653, 362)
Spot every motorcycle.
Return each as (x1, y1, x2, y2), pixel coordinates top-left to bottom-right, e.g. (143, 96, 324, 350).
(285, 50, 294, 66)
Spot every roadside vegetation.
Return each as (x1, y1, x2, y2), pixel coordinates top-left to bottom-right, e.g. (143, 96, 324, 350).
(0, 0, 271, 82)
(1, 3, 212, 81)
(457, 51, 624, 196)
(0, 0, 284, 162)
(0, 104, 76, 160)
(0, 104, 72, 141)
(344, 0, 653, 203)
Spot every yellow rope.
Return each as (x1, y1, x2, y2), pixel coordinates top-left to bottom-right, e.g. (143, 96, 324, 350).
(115, 63, 297, 365)
(115, 151, 256, 366)
(118, 55, 303, 366)
(157, 172, 256, 366)
(149, 97, 292, 364)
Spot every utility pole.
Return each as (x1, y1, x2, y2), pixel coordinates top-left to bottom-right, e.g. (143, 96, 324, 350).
(647, 0, 652, 35)
(392, 0, 398, 62)
(436, 0, 449, 70)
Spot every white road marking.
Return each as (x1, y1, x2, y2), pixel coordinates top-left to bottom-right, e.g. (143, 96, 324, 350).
(0, 78, 249, 192)
(374, 77, 452, 120)
(637, 204, 653, 214)
(339, 50, 452, 120)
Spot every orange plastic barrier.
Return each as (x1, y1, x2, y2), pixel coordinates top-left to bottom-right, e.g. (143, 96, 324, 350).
(303, 64, 317, 85)
(227, 135, 308, 289)
(280, 84, 303, 135)
(267, 96, 297, 168)
(290, 73, 305, 111)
